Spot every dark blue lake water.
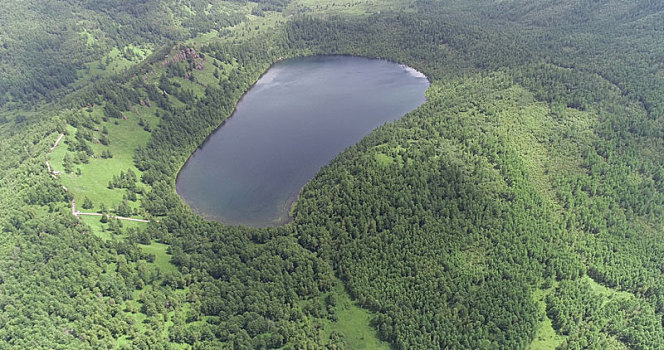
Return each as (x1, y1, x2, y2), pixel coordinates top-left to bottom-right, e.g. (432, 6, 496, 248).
(176, 55, 429, 226)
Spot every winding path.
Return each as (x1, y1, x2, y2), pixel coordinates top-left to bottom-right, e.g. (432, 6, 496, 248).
(47, 131, 151, 223)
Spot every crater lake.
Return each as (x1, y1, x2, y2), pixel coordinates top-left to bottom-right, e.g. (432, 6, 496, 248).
(176, 55, 429, 227)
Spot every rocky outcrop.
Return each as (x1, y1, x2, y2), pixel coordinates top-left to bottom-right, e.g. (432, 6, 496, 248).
(162, 48, 205, 70)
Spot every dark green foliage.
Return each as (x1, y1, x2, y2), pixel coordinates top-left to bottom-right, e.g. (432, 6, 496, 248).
(115, 200, 131, 217)
(101, 149, 113, 159)
(108, 169, 137, 191)
(0, 0, 250, 110)
(4, 0, 664, 349)
(292, 77, 573, 348)
(82, 197, 93, 209)
(62, 153, 74, 174)
(99, 134, 110, 145)
(548, 280, 664, 348)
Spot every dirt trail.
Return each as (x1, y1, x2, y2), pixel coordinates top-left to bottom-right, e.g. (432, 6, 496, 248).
(50, 133, 64, 152)
(69, 186, 151, 223)
(47, 131, 151, 223)
(46, 133, 65, 178)
(77, 212, 151, 223)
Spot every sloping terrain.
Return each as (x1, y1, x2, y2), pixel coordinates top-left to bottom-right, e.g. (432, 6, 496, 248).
(1, 0, 664, 348)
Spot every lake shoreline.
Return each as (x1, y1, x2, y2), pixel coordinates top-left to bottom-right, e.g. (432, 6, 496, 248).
(176, 55, 429, 228)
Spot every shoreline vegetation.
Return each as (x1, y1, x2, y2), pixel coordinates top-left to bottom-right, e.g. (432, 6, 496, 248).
(175, 55, 429, 228)
(2, 0, 664, 348)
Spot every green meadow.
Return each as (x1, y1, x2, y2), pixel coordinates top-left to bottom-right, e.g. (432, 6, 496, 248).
(48, 105, 159, 216)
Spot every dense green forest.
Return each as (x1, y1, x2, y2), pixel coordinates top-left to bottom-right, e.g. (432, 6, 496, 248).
(2, 0, 664, 348)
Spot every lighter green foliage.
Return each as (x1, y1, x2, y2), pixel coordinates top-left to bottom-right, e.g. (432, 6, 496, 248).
(48, 106, 158, 216)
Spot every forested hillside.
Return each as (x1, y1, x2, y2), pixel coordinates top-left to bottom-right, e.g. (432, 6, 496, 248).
(0, 0, 291, 110)
(2, 0, 664, 348)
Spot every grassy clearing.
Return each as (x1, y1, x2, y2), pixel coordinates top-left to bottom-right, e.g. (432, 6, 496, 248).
(371, 144, 406, 168)
(172, 76, 207, 99)
(224, 11, 286, 42)
(185, 29, 221, 46)
(374, 153, 394, 167)
(322, 280, 391, 349)
(79, 29, 96, 46)
(77, 45, 153, 84)
(181, 2, 285, 46)
(139, 242, 178, 274)
(584, 275, 632, 306)
(79, 215, 148, 240)
(49, 105, 158, 216)
(529, 286, 566, 350)
(191, 57, 229, 89)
